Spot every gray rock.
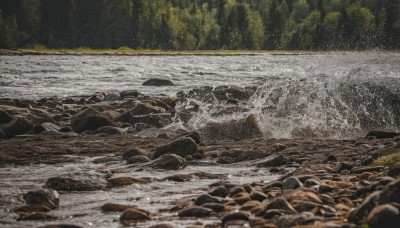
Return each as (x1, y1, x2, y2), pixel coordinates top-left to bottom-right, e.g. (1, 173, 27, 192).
(195, 194, 217, 206)
(44, 177, 105, 191)
(24, 189, 59, 209)
(201, 203, 225, 212)
(104, 93, 121, 101)
(256, 154, 288, 167)
(127, 155, 151, 164)
(0, 110, 13, 124)
(142, 78, 174, 86)
(95, 126, 126, 135)
(120, 90, 139, 99)
(265, 197, 298, 214)
(221, 211, 250, 225)
(115, 112, 171, 128)
(32, 122, 61, 134)
(209, 186, 228, 198)
(154, 137, 199, 159)
(367, 204, 400, 228)
(178, 206, 213, 217)
(151, 154, 187, 170)
(282, 177, 303, 190)
(1, 117, 33, 137)
(71, 108, 114, 133)
(123, 147, 147, 160)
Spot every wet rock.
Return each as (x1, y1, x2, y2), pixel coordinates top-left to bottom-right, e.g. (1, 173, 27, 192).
(45, 177, 105, 191)
(361, 156, 374, 166)
(151, 154, 187, 170)
(284, 188, 322, 204)
(24, 189, 59, 209)
(118, 113, 171, 128)
(95, 126, 126, 135)
(1, 117, 33, 137)
(265, 197, 298, 214)
(120, 208, 150, 222)
(380, 178, 400, 203)
(229, 186, 246, 197)
(32, 122, 61, 134)
(338, 162, 354, 172)
(221, 211, 250, 225)
(120, 90, 139, 99)
(349, 191, 382, 223)
(13, 204, 52, 213)
(0, 99, 16, 106)
(143, 78, 174, 86)
(282, 177, 303, 190)
(217, 150, 269, 164)
(17, 212, 57, 221)
(275, 213, 316, 228)
(256, 154, 288, 167)
(71, 108, 113, 133)
(366, 130, 400, 139)
(101, 203, 137, 212)
(153, 137, 199, 159)
(291, 200, 321, 212)
(367, 204, 400, 228)
(201, 203, 225, 212)
(127, 155, 151, 164)
(200, 114, 263, 140)
(325, 154, 337, 162)
(59, 126, 73, 133)
(126, 123, 154, 133)
(130, 102, 165, 116)
(195, 194, 217, 206)
(178, 206, 213, 217)
(210, 186, 228, 198)
(104, 93, 121, 101)
(0, 110, 13, 124)
(351, 166, 384, 174)
(107, 177, 150, 188)
(250, 191, 268, 202)
(122, 147, 147, 160)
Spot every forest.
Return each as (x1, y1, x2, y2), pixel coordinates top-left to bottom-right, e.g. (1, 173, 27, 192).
(0, 0, 399, 50)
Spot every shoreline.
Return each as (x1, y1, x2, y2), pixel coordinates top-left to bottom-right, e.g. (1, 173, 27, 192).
(1, 89, 400, 227)
(0, 48, 316, 56)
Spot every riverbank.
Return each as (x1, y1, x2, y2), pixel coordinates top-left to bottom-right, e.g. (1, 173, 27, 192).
(0, 48, 311, 56)
(1, 88, 400, 227)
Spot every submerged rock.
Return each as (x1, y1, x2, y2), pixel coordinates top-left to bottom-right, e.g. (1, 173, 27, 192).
(107, 177, 150, 188)
(200, 114, 263, 140)
(153, 137, 199, 159)
(17, 212, 57, 221)
(102, 203, 137, 212)
(44, 177, 105, 191)
(142, 78, 174, 86)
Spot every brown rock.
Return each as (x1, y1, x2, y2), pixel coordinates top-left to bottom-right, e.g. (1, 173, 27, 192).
(17, 212, 57, 221)
(178, 206, 213, 217)
(107, 177, 150, 188)
(120, 208, 150, 222)
(367, 204, 400, 228)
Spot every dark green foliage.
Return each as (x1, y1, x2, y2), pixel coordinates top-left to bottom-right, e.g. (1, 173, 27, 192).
(0, 0, 398, 50)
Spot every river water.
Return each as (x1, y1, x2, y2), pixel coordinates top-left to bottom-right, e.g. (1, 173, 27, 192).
(0, 52, 400, 227)
(1, 52, 400, 138)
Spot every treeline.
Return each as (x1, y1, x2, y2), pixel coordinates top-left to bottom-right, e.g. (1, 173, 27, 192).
(0, 0, 399, 50)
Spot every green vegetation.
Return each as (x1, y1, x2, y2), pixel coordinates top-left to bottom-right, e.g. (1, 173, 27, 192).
(0, 0, 399, 50)
(373, 151, 400, 168)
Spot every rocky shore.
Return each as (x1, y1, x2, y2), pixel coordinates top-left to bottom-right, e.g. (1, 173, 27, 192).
(1, 82, 400, 227)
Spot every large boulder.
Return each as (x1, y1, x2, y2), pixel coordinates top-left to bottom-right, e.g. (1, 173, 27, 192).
(71, 108, 114, 133)
(1, 117, 33, 137)
(153, 137, 199, 159)
(200, 114, 263, 140)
